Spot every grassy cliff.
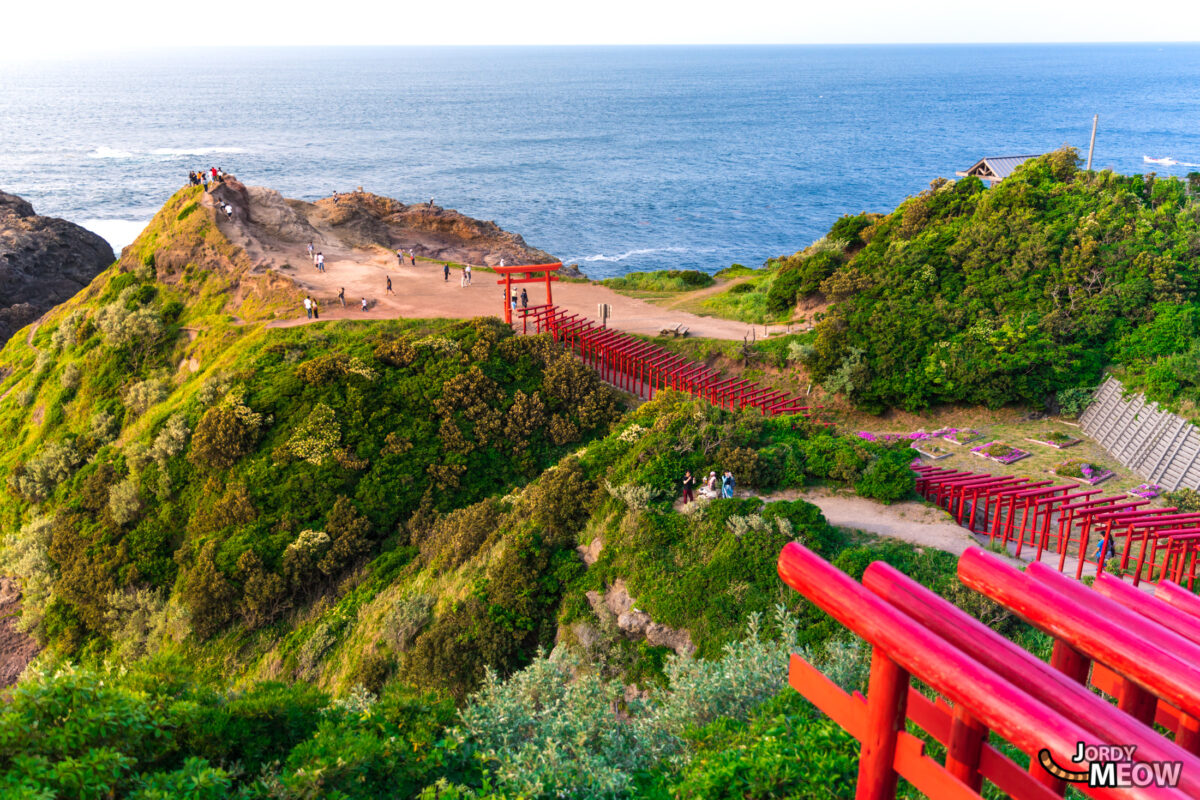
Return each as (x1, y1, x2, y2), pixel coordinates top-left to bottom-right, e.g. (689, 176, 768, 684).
(0, 185, 1036, 799)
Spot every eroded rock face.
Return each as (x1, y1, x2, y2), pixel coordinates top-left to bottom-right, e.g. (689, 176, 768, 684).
(236, 188, 556, 268)
(0, 577, 40, 687)
(586, 578, 696, 656)
(0, 191, 114, 344)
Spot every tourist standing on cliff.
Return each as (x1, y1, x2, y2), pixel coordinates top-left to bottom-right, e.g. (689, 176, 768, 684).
(386, 275, 394, 295)
(312, 298, 319, 320)
(338, 287, 345, 307)
(316, 253, 325, 273)
(681, 471, 695, 504)
(465, 264, 472, 285)
(307, 242, 314, 262)
(303, 296, 313, 319)
(460, 266, 468, 287)
(410, 251, 416, 266)
(396, 248, 404, 267)
(443, 263, 450, 282)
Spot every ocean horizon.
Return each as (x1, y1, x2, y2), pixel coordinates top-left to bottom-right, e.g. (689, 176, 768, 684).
(2, 43, 1199, 276)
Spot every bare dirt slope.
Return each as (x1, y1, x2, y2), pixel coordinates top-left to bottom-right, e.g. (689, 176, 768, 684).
(0, 577, 39, 687)
(207, 183, 776, 340)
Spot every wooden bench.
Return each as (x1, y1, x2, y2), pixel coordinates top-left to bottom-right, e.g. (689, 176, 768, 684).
(659, 322, 689, 338)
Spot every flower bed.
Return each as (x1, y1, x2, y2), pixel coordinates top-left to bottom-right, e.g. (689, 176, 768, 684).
(1026, 430, 1081, 449)
(1128, 483, 1162, 499)
(1054, 459, 1115, 485)
(969, 441, 1031, 465)
(944, 429, 985, 446)
(914, 442, 952, 460)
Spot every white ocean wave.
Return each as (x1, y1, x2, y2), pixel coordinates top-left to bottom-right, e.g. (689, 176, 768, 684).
(149, 147, 248, 157)
(88, 147, 135, 159)
(576, 246, 703, 263)
(79, 219, 151, 252)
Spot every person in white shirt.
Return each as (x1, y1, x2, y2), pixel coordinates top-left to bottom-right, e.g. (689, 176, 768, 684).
(303, 296, 313, 319)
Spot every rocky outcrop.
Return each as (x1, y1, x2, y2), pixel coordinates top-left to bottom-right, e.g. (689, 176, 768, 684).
(236, 187, 556, 268)
(0, 577, 39, 687)
(0, 191, 114, 344)
(586, 578, 696, 656)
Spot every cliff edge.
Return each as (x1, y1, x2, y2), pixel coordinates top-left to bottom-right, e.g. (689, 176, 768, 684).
(0, 191, 114, 345)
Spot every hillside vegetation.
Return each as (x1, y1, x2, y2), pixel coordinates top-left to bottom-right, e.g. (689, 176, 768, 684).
(789, 150, 1200, 413)
(0, 182, 1057, 799)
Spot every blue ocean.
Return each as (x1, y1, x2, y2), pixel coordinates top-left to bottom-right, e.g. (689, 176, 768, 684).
(2, 45, 1199, 277)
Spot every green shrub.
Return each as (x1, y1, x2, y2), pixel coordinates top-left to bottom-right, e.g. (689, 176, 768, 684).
(188, 390, 268, 469)
(8, 440, 83, 501)
(180, 540, 237, 638)
(1055, 386, 1097, 418)
(853, 449, 916, 504)
(601, 270, 716, 293)
(1164, 488, 1200, 513)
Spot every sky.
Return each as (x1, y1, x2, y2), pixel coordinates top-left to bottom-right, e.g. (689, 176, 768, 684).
(4, 0, 1200, 59)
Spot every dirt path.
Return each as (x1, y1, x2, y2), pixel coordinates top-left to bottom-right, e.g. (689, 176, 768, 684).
(673, 486, 1110, 579)
(215, 199, 778, 340)
(762, 488, 983, 555)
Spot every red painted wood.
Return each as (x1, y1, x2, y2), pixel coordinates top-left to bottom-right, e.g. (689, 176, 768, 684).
(864, 561, 1200, 796)
(777, 544, 1132, 797)
(962, 551, 1200, 725)
(857, 649, 909, 800)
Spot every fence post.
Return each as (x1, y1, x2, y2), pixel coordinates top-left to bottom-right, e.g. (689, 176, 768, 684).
(857, 647, 909, 800)
(945, 704, 987, 791)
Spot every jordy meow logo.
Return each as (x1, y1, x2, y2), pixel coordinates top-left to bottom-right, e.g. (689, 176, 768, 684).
(1038, 744, 1183, 788)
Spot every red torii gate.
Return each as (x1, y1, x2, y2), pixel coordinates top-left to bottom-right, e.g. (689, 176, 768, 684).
(495, 262, 562, 324)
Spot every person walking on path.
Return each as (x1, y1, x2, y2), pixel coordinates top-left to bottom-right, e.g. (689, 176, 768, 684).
(386, 275, 394, 295)
(307, 242, 315, 262)
(409, 250, 415, 266)
(223, 203, 234, 221)
(361, 297, 368, 312)
(303, 296, 313, 319)
(460, 267, 468, 287)
(520, 289, 528, 309)
(465, 264, 472, 285)
(722, 471, 735, 499)
(510, 294, 518, 315)
(681, 471, 695, 504)
(396, 248, 404, 267)
(316, 253, 325, 273)
(443, 263, 450, 282)
(338, 287, 345, 307)
(312, 299, 320, 320)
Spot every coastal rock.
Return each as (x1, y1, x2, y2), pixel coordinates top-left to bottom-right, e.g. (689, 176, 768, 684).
(0, 191, 114, 345)
(586, 578, 696, 656)
(560, 263, 586, 278)
(233, 187, 557, 268)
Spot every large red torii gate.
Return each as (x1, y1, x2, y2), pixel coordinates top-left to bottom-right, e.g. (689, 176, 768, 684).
(494, 262, 562, 324)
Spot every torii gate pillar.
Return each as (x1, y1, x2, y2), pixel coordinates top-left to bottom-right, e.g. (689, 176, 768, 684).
(495, 262, 562, 325)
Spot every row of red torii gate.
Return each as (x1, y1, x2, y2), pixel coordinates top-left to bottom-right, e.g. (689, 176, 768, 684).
(495, 263, 822, 418)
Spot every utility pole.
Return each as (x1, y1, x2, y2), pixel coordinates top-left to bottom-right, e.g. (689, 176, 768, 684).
(1086, 114, 1098, 171)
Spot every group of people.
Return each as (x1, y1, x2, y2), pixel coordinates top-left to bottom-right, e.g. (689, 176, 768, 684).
(395, 249, 417, 267)
(509, 289, 529, 313)
(187, 166, 226, 189)
(304, 289, 369, 319)
(306, 243, 326, 272)
(680, 470, 736, 503)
